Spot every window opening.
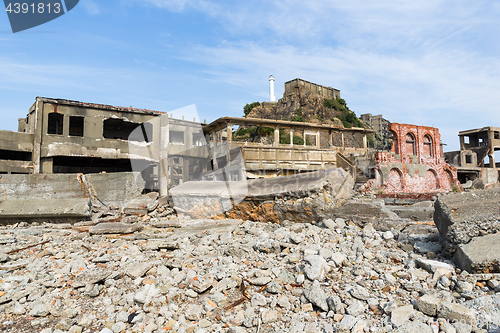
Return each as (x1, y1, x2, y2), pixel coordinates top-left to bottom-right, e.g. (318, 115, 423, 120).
(69, 116, 84, 137)
(47, 113, 63, 135)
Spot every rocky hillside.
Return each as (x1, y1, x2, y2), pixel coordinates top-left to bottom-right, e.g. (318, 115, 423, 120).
(244, 91, 365, 129)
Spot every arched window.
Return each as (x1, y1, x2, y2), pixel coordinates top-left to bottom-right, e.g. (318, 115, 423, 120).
(405, 132, 416, 155)
(423, 134, 433, 156)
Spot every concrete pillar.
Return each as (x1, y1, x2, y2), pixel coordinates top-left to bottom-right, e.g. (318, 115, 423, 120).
(159, 115, 169, 196)
(274, 126, 279, 146)
(341, 132, 345, 149)
(303, 129, 306, 147)
(363, 134, 367, 149)
(316, 130, 320, 148)
(490, 153, 496, 168)
(212, 131, 218, 169)
(290, 129, 293, 147)
(227, 124, 232, 143)
(32, 99, 44, 174)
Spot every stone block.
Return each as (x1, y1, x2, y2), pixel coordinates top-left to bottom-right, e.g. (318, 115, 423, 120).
(417, 294, 441, 316)
(438, 302, 476, 326)
(454, 233, 500, 273)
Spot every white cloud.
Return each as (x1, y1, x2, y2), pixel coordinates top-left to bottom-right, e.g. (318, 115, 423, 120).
(81, 0, 100, 15)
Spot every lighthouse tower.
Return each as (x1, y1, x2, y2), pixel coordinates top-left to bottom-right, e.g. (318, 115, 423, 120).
(269, 75, 276, 102)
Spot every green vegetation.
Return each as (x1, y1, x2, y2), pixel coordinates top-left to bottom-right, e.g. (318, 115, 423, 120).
(451, 185, 462, 193)
(366, 134, 375, 148)
(278, 129, 310, 145)
(234, 126, 273, 138)
(243, 102, 261, 117)
(291, 109, 305, 122)
(324, 97, 364, 128)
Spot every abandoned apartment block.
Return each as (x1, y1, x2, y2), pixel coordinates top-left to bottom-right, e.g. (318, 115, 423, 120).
(444, 126, 500, 186)
(0, 97, 207, 195)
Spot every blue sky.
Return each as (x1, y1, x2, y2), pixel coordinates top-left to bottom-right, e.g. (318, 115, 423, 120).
(1, 0, 500, 151)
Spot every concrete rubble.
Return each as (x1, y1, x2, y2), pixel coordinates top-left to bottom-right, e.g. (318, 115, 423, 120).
(171, 168, 355, 223)
(434, 188, 500, 273)
(0, 194, 498, 333)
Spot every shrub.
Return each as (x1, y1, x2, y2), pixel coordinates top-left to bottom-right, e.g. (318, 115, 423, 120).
(243, 102, 261, 116)
(451, 185, 462, 193)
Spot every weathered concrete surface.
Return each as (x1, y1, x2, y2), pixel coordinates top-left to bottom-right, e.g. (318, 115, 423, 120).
(326, 199, 409, 231)
(434, 189, 500, 245)
(454, 233, 500, 273)
(89, 222, 143, 235)
(385, 205, 434, 221)
(123, 192, 159, 214)
(0, 172, 145, 207)
(171, 169, 354, 223)
(0, 198, 91, 224)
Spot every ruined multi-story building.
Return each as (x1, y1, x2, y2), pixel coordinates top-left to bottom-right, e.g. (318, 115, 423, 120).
(0, 97, 208, 195)
(444, 126, 500, 185)
(366, 123, 459, 194)
(360, 113, 391, 149)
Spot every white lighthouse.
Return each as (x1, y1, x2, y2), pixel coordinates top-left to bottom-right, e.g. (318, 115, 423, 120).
(269, 75, 276, 102)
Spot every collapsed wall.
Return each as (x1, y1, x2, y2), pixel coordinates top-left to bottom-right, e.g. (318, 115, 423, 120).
(0, 172, 145, 223)
(434, 188, 500, 273)
(170, 168, 354, 223)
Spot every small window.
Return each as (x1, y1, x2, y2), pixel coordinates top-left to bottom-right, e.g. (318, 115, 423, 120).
(495, 131, 499, 140)
(465, 155, 472, 164)
(69, 116, 84, 137)
(464, 136, 470, 144)
(170, 131, 184, 144)
(47, 113, 63, 135)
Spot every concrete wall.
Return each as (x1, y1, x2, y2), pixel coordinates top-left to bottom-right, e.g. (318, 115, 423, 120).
(284, 78, 340, 99)
(0, 172, 145, 206)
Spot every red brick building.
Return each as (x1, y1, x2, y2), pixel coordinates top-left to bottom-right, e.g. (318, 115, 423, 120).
(369, 123, 459, 193)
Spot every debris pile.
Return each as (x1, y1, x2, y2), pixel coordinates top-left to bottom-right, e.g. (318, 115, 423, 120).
(1, 210, 499, 332)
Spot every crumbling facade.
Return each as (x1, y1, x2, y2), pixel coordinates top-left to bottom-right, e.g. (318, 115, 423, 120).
(0, 97, 208, 194)
(202, 116, 373, 179)
(284, 78, 340, 99)
(444, 127, 500, 186)
(368, 123, 459, 193)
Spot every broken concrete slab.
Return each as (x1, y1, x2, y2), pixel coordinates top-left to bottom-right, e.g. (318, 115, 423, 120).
(0, 198, 91, 224)
(89, 222, 143, 235)
(434, 189, 500, 245)
(454, 233, 500, 273)
(327, 199, 409, 231)
(171, 169, 354, 223)
(123, 192, 159, 214)
(385, 206, 434, 221)
(0, 172, 145, 208)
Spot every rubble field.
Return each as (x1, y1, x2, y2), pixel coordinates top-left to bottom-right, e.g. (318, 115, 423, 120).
(1, 202, 500, 333)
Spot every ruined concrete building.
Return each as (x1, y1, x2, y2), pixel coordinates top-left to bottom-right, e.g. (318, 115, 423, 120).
(202, 116, 373, 179)
(0, 97, 207, 195)
(360, 113, 391, 149)
(444, 126, 500, 186)
(284, 78, 340, 99)
(366, 123, 459, 194)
